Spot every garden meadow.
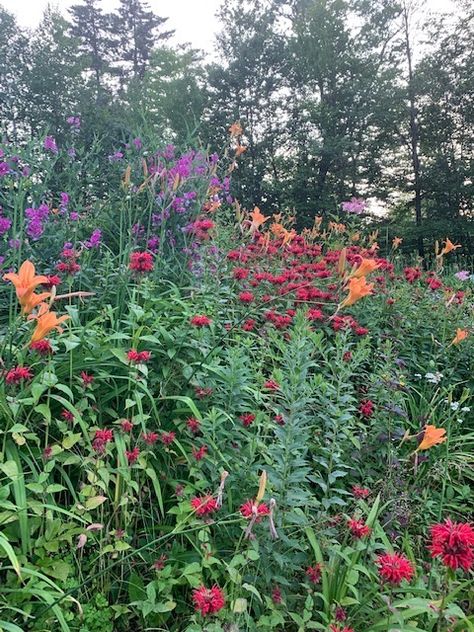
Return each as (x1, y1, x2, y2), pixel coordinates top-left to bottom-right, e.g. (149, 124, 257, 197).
(1, 0, 474, 630)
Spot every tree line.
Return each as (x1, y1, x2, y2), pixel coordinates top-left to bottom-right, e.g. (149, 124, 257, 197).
(1, 0, 473, 251)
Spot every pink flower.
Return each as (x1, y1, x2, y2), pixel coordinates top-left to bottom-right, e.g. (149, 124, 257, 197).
(263, 379, 280, 391)
(238, 291, 254, 303)
(121, 419, 133, 432)
(306, 564, 322, 584)
(127, 349, 151, 364)
(359, 400, 374, 418)
(129, 251, 154, 273)
(352, 485, 370, 499)
(186, 417, 201, 434)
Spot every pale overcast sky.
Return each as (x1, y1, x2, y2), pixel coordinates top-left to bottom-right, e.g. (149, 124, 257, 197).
(0, 0, 458, 53)
(0, 0, 223, 52)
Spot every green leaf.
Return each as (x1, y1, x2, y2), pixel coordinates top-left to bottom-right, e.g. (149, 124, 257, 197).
(85, 495, 107, 510)
(62, 433, 82, 449)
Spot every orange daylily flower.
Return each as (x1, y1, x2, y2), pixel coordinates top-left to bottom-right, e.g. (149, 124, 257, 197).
(235, 144, 247, 156)
(28, 304, 69, 344)
(416, 425, 447, 451)
(350, 258, 380, 279)
(340, 276, 374, 308)
(337, 248, 347, 277)
(451, 328, 469, 346)
(3, 261, 49, 313)
(229, 122, 243, 137)
(439, 238, 461, 256)
(249, 206, 270, 233)
(392, 236, 403, 249)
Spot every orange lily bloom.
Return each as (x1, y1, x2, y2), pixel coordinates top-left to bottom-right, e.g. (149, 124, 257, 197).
(229, 122, 243, 137)
(337, 248, 347, 277)
(392, 236, 403, 249)
(451, 328, 469, 345)
(340, 276, 374, 308)
(249, 206, 270, 233)
(416, 425, 447, 451)
(28, 304, 69, 344)
(235, 144, 247, 156)
(3, 261, 49, 313)
(439, 238, 461, 256)
(350, 258, 380, 279)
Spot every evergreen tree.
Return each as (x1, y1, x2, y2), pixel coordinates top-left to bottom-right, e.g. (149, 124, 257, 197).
(114, 0, 173, 81)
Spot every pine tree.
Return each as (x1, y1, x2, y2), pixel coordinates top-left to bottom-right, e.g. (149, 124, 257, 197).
(114, 0, 174, 81)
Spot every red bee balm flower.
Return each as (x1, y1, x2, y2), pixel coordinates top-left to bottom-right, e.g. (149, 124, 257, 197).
(377, 552, 415, 585)
(240, 412, 256, 427)
(359, 400, 374, 418)
(192, 445, 208, 461)
(30, 339, 53, 355)
(428, 519, 474, 571)
(160, 431, 175, 446)
(142, 432, 159, 445)
(239, 500, 270, 520)
(81, 371, 94, 386)
(306, 564, 322, 584)
(238, 291, 254, 303)
(352, 485, 370, 499)
(348, 518, 371, 539)
(127, 349, 151, 364)
(192, 584, 225, 616)
(190, 314, 212, 327)
(6, 366, 33, 384)
(126, 447, 140, 464)
(129, 251, 154, 273)
(191, 495, 218, 517)
(263, 379, 280, 390)
(186, 417, 201, 434)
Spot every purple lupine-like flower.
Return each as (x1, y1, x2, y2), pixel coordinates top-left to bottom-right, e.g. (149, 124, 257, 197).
(0, 162, 9, 177)
(22, 166, 31, 177)
(341, 197, 367, 214)
(84, 228, 102, 249)
(44, 136, 58, 154)
(60, 192, 70, 208)
(147, 236, 160, 251)
(132, 137, 142, 150)
(66, 116, 81, 129)
(67, 147, 76, 158)
(209, 152, 219, 164)
(0, 256, 4, 267)
(0, 213, 12, 236)
(25, 203, 49, 240)
(454, 270, 470, 281)
(163, 144, 175, 160)
(69, 212, 79, 221)
(108, 151, 124, 162)
(9, 238, 21, 249)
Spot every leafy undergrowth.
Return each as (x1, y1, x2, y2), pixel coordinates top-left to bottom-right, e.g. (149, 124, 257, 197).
(0, 133, 473, 631)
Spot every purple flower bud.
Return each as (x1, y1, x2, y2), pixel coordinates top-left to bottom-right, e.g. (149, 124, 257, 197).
(44, 136, 58, 154)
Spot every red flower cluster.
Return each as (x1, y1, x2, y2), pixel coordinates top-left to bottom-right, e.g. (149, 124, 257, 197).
(5, 366, 33, 384)
(192, 445, 208, 461)
(329, 626, 354, 632)
(233, 267, 249, 280)
(41, 274, 61, 289)
(352, 485, 370, 499)
(376, 552, 415, 585)
(126, 447, 140, 464)
(263, 379, 280, 390)
(81, 371, 94, 387)
(57, 248, 81, 275)
(30, 339, 53, 355)
(127, 349, 151, 364)
(190, 314, 212, 327)
(191, 494, 218, 517)
(189, 217, 215, 241)
(404, 267, 421, 283)
(93, 428, 113, 453)
(129, 251, 154, 273)
(239, 500, 270, 520)
(238, 290, 254, 303)
(192, 584, 225, 616)
(348, 518, 371, 539)
(428, 519, 474, 571)
(160, 431, 175, 446)
(306, 563, 322, 584)
(359, 399, 374, 418)
(142, 432, 159, 445)
(240, 412, 256, 427)
(121, 419, 133, 432)
(186, 417, 201, 434)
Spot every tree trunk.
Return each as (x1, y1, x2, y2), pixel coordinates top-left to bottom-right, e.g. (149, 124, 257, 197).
(403, 2, 424, 258)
